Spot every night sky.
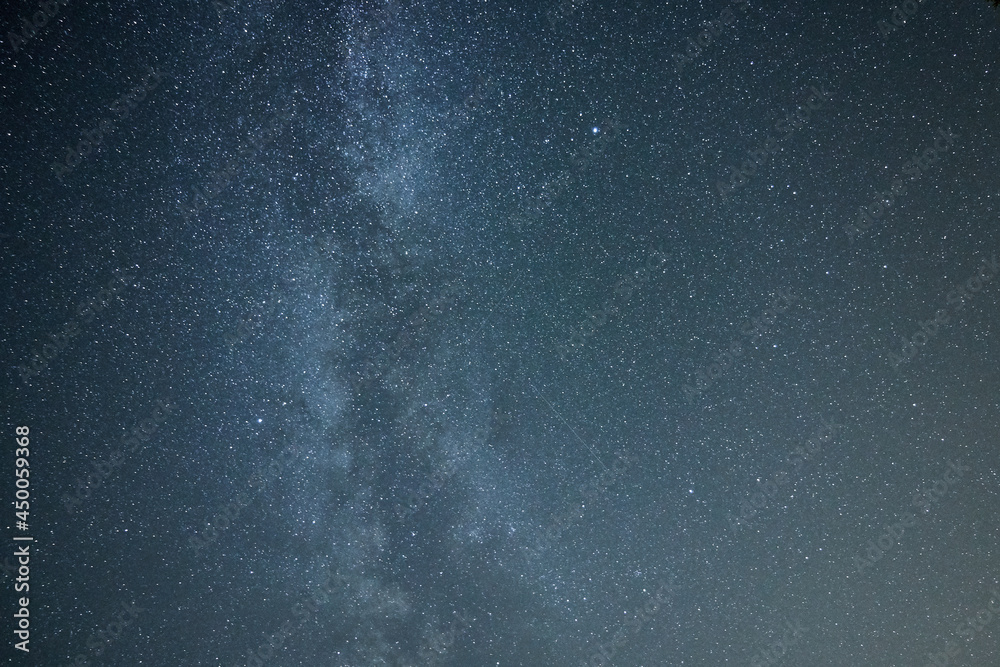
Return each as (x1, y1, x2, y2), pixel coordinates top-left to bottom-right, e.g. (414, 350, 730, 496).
(3, 0, 1000, 665)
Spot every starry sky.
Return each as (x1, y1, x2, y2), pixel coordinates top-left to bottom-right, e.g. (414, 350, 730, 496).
(3, 0, 1000, 665)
